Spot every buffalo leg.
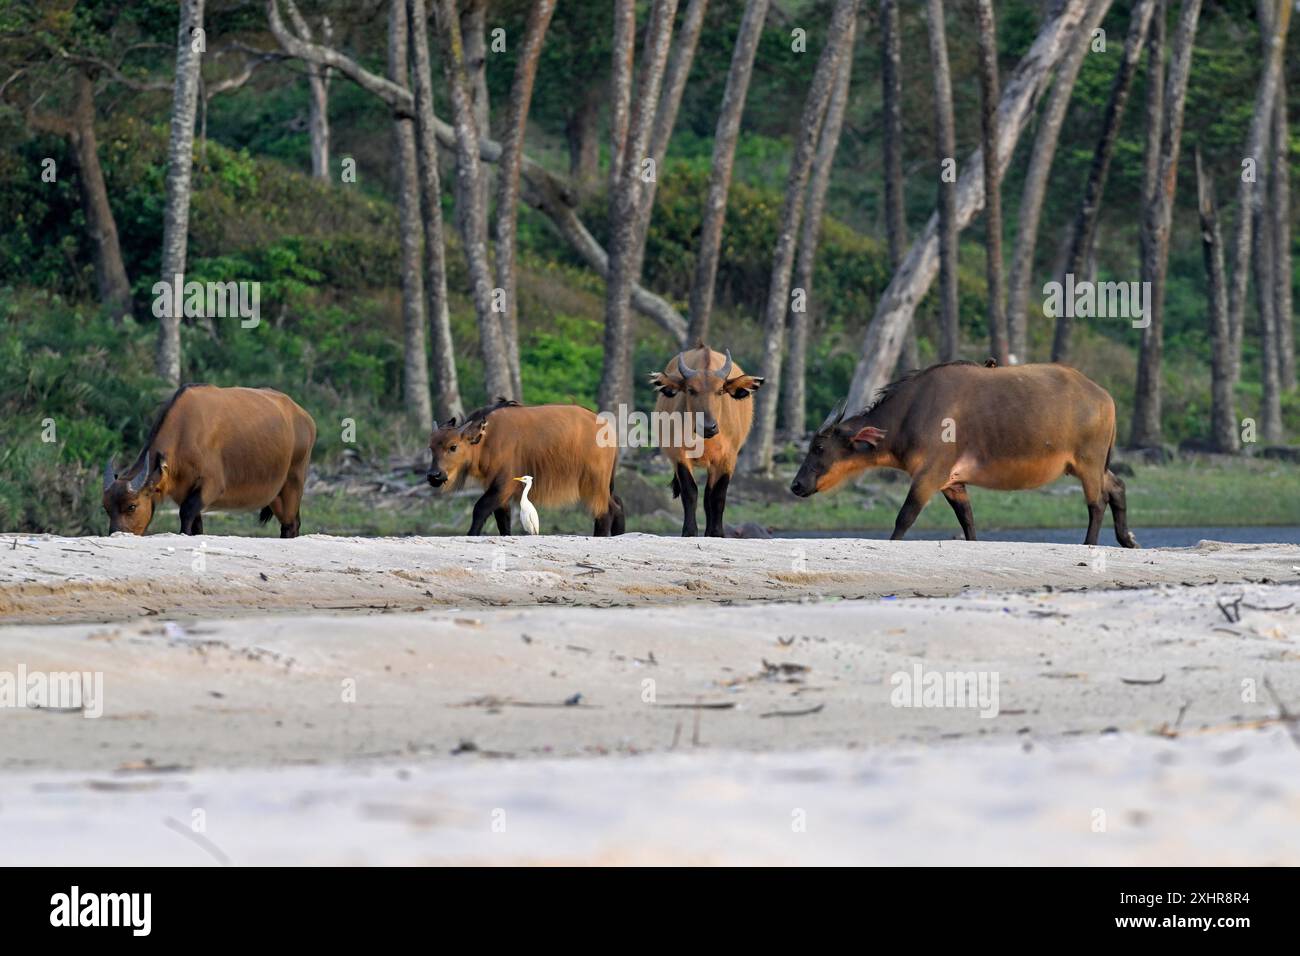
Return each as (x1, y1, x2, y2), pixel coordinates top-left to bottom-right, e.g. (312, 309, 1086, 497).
(1079, 470, 1106, 546)
(271, 480, 305, 538)
(469, 484, 508, 536)
(704, 472, 730, 537)
(593, 511, 612, 536)
(891, 478, 938, 540)
(675, 463, 699, 537)
(1104, 470, 1139, 548)
(179, 488, 204, 535)
(610, 494, 626, 536)
(494, 507, 512, 536)
(942, 484, 976, 541)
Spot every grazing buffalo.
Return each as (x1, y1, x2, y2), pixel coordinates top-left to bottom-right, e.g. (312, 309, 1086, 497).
(427, 399, 625, 536)
(650, 344, 765, 536)
(791, 361, 1139, 547)
(103, 384, 316, 537)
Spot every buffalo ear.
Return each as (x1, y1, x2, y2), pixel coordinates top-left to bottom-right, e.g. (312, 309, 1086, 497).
(649, 372, 681, 397)
(145, 451, 168, 490)
(443, 416, 458, 429)
(723, 375, 765, 400)
(461, 418, 488, 445)
(851, 426, 886, 448)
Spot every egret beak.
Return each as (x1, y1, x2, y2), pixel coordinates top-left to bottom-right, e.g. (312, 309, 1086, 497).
(513, 476, 524, 482)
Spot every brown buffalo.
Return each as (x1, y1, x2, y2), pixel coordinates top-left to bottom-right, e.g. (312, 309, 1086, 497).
(649, 345, 765, 536)
(791, 361, 1139, 547)
(427, 399, 625, 536)
(102, 384, 317, 536)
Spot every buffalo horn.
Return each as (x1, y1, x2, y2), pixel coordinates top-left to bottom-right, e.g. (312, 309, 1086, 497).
(712, 349, 733, 380)
(129, 453, 150, 494)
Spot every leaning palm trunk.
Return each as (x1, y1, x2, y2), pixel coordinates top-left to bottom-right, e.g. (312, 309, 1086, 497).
(156, 0, 205, 386)
(845, 0, 1093, 412)
(926, 0, 960, 363)
(1052, 0, 1156, 362)
(388, 0, 434, 433)
(1007, 0, 1113, 363)
(1131, 0, 1202, 449)
(687, 0, 770, 344)
(494, 0, 557, 400)
(782, 21, 855, 439)
(67, 70, 132, 319)
(746, 0, 858, 475)
(408, 0, 463, 423)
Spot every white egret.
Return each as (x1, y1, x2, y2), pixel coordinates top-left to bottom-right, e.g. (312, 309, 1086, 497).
(513, 475, 540, 535)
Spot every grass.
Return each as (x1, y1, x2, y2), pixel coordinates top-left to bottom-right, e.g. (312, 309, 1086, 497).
(137, 457, 1300, 538)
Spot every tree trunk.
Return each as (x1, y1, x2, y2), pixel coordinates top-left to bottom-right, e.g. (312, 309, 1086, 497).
(1195, 149, 1239, 453)
(881, 0, 918, 374)
(636, 0, 709, 247)
(1228, 0, 1291, 387)
(926, 0, 960, 363)
(747, 0, 857, 474)
(409, 0, 463, 424)
(565, 83, 601, 193)
(686, 0, 770, 344)
(435, 0, 513, 401)
(266, 0, 689, 344)
(1254, 164, 1284, 441)
(284, 0, 331, 180)
(1273, 72, 1295, 391)
(845, 0, 1094, 411)
(782, 19, 854, 438)
(607, 0, 636, 191)
(972, 0, 1009, 365)
(495, 0, 557, 400)
(649, 0, 708, 170)
(388, 0, 434, 433)
(156, 0, 205, 387)
(67, 70, 132, 319)
(461, 0, 490, 214)
(597, 0, 679, 413)
(1053, 0, 1156, 362)
(1131, 0, 1201, 449)
(1008, 0, 1113, 363)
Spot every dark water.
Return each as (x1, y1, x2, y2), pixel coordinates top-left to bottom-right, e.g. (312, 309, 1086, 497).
(781, 526, 1300, 548)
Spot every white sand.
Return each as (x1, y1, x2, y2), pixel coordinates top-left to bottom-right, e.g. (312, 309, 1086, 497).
(3, 534, 1298, 864)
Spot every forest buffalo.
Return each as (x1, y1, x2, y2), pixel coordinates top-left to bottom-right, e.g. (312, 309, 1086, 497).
(103, 384, 316, 536)
(791, 361, 1139, 547)
(427, 399, 625, 536)
(650, 345, 765, 536)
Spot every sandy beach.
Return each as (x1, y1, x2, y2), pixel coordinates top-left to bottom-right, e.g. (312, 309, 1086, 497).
(2, 533, 1298, 864)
